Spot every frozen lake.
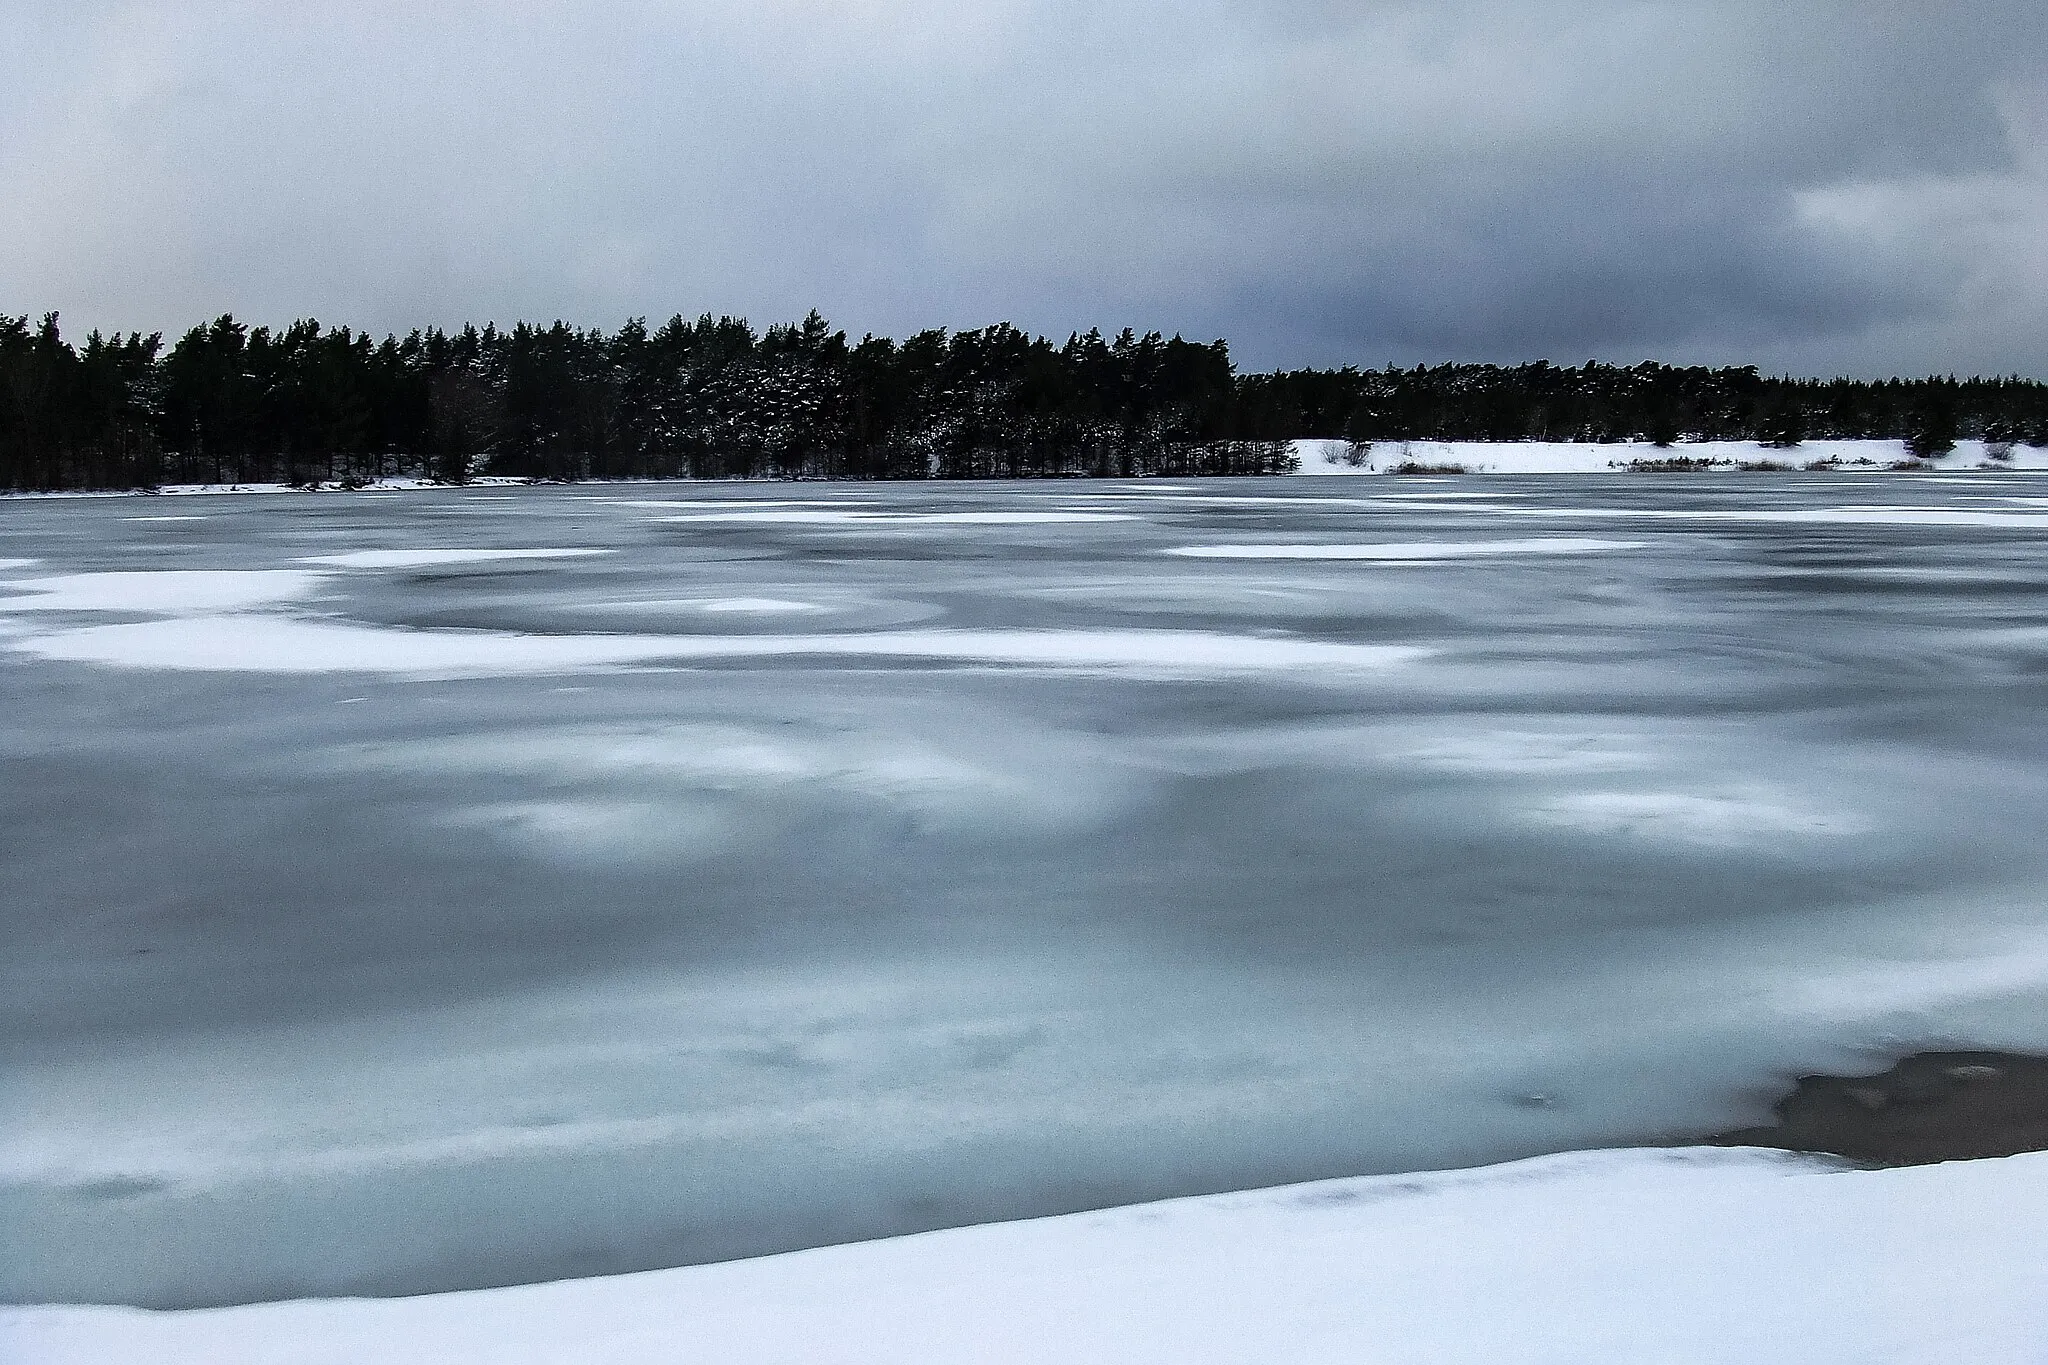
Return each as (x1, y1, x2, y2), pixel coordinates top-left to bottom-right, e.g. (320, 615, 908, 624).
(6, 473, 2048, 1307)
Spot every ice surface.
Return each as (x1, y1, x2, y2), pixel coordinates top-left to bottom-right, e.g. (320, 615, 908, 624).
(0, 570, 326, 614)
(299, 549, 612, 568)
(1523, 789, 1873, 846)
(1381, 727, 1656, 774)
(586, 499, 884, 509)
(10, 617, 1428, 677)
(1166, 537, 1643, 560)
(1507, 506, 2048, 528)
(662, 509, 1135, 524)
(694, 598, 827, 613)
(6, 473, 2048, 1310)
(6, 1148, 2045, 1365)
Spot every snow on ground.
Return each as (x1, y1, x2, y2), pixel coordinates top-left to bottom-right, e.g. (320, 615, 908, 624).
(6, 1147, 2043, 1365)
(1290, 437, 2048, 474)
(4, 440, 2045, 508)
(1165, 538, 1643, 560)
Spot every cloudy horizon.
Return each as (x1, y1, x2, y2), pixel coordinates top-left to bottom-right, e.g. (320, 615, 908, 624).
(5, 1, 2045, 377)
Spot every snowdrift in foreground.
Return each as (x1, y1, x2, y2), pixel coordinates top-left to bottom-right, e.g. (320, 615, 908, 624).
(7, 1147, 2044, 1365)
(1290, 437, 2048, 474)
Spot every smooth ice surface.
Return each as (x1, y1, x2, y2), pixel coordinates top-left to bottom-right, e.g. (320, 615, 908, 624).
(12, 617, 1426, 677)
(1504, 506, 2048, 528)
(300, 549, 612, 568)
(661, 509, 1135, 524)
(6, 473, 2048, 1309)
(694, 598, 825, 614)
(1165, 537, 1643, 559)
(0, 570, 327, 614)
(8, 1149, 2046, 1365)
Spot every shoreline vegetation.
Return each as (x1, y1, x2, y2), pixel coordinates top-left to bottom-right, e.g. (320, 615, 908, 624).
(6, 438, 2038, 499)
(5, 312, 2046, 492)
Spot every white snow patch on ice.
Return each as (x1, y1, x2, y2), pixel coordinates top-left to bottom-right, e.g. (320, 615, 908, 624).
(0, 559, 39, 571)
(1166, 538, 1642, 561)
(0, 571, 326, 615)
(7, 1148, 2045, 1365)
(1359, 497, 1523, 507)
(665, 510, 1134, 525)
(1525, 790, 1871, 846)
(587, 499, 879, 509)
(1509, 506, 2048, 528)
(1755, 508, 2048, 528)
(1157, 722, 1666, 781)
(436, 800, 738, 864)
(695, 598, 827, 614)
(123, 515, 208, 522)
(9, 617, 1428, 679)
(1777, 929, 2048, 1019)
(1091, 492, 1368, 507)
(344, 724, 1132, 833)
(570, 598, 824, 614)
(298, 549, 612, 568)
(1394, 729, 1657, 774)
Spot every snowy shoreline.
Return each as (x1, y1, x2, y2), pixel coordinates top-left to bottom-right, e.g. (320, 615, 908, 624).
(6, 1145, 2044, 1365)
(1, 439, 2045, 500)
(1288, 437, 2048, 474)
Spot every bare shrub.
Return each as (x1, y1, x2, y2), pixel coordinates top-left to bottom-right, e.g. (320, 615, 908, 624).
(1620, 456, 1726, 472)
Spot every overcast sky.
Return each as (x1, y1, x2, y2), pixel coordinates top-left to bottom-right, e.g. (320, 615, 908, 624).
(4, 1, 2044, 375)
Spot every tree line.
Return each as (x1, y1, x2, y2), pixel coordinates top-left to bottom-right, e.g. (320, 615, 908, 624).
(4, 310, 2045, 490)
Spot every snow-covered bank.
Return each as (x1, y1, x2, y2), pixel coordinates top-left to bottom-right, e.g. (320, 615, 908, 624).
(1290, 437, 2048, 474)
(8, 1147, 2044, 1365)
(3, 441, 2045, 501)
(0, 476, 548, 499)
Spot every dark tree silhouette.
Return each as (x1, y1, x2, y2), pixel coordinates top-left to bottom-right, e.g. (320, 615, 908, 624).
(1905, 385, 1960, 460)
(3, 312, 2043, 490)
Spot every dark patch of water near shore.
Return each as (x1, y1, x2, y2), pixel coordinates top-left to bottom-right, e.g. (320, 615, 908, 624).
(1714, 1051, 2048, 1164)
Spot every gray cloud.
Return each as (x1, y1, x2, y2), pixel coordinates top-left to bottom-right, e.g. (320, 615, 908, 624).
(3, 0, 2044, 374)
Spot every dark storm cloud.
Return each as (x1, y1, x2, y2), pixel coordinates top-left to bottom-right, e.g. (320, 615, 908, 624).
(3, 1, 2044, 373)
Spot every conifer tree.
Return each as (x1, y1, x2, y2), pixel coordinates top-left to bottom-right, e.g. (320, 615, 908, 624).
(1905, 388, 1958, 460)
(1759, 386, 1808, 448)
